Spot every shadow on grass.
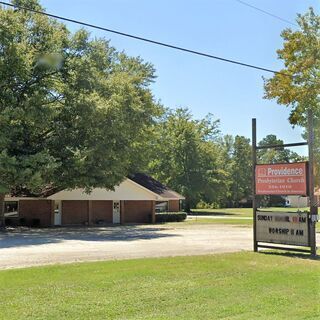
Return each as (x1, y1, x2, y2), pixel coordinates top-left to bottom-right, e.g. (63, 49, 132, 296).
(0, 225, 178, 249)
(259, 250, 320, 261)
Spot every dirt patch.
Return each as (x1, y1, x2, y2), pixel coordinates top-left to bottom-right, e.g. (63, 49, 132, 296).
(0, 224, 253, 269)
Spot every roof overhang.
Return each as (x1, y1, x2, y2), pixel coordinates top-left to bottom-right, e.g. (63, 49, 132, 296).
(5, 178, 185, 202)
(48, 179, 161, 201)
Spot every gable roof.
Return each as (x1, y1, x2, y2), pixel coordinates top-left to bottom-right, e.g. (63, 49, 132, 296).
(47, 178, 160, 201)
(6, 173, 184, 201)
(128, 173, 184, 200)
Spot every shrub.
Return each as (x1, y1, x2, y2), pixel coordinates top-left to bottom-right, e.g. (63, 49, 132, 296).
(156, 212, 187, 223)
(196, 200, 220, 209)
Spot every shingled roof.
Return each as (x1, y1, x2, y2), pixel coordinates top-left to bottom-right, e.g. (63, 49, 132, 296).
(128, 173, 184, 200)
(7, 173, 185, 200)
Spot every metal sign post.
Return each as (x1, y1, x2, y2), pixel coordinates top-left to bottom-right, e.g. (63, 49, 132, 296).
(252, 118, 257, 252)
(252, 113, 317, 256)
(307, 110, 318, 256)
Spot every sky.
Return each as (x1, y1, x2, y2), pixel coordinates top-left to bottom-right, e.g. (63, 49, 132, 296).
(39, 0, 319, 153)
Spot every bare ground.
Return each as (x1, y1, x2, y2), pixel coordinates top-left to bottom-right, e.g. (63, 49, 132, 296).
(0, 224, 253, 269)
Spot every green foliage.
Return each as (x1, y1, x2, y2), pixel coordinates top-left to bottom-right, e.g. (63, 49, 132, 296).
(216, 135, 252, 207)
(257, 134, 306, 164)
(229, 136, 252, 206)
(213, 133, 305, 208)
(264, 8, 320, 125)
(196, 200, 221, 209)
(1, 0, 313, 215)
(155, 212, 187, 222)
(264, 8, 320, 187)
(148, 108, 227, 211)
(0, 0, 160, 198)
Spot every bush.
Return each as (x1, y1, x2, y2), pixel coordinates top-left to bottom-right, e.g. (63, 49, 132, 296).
(156, 212, 187, 223)
(196, 200, 220, 209)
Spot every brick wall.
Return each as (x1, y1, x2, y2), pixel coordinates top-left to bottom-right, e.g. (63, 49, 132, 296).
(17, 199, 165, 226)
(19, 200, 53, 227)
(62, 200, 89, 225)
(123, 200, 155, 223)
(168, 200, 180, 212)
(91, 200, 113, 224)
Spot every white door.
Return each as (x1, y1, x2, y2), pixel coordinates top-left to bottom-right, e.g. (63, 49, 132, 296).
(54, 201, 62, 226)
(113, 201, 121, 224)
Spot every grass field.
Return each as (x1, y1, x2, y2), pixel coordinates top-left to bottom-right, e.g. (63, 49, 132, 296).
(192, 207, 253, 217)
(0, 252, 319, 319)
(184, 217, 253, 225)
(192, 207, 309, 217)
(188, 208, 320, 230)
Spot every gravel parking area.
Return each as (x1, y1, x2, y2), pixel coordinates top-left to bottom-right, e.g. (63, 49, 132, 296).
(0, 224, 261, 269)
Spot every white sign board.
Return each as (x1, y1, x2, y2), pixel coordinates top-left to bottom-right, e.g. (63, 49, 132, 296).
(256, 212, 309, 246)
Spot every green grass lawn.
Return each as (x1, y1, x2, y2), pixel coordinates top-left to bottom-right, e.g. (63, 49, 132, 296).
(0, 252, 319, 320)
(186, 208, 253, 226)
(187, 208, 320, 230)
(183, 218, 320, 230)
(191, 207, 309, 217)
(184, 217, 253, 226)
(192, 207, 253, 217)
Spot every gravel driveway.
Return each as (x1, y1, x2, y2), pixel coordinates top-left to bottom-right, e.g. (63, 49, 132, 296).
(0, 224, 254, 269)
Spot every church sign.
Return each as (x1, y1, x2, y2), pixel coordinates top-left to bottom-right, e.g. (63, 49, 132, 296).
(255, 162, 308, 196)
(256, 212, 309, 246)
(252, 115, 317, 255)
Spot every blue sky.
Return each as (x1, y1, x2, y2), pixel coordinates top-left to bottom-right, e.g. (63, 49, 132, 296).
(41, 0, 319, 152)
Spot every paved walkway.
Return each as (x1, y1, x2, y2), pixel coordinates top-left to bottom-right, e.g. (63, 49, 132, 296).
(0, 224, 253, 269)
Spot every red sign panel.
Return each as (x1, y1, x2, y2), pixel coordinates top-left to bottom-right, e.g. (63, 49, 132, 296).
(255, 162, 308, 196)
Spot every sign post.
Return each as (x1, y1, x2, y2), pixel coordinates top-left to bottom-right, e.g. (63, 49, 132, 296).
(252, 118, 257, 252)
(307, 110, 318, 256)
(252, 115, 317, 256)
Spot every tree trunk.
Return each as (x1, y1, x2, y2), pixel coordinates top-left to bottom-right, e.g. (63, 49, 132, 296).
(0, 193, 5, 228)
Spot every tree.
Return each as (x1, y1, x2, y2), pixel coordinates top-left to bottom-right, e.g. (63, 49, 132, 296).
(213, 135, 234, 207)
(264, 8, 319, 125)
(228, 136, 252, 207)
(257, 134, 306, 164)
(264, 8, 320, 187)
(0, 0, 159, 225)
(148, 108, 225, 211)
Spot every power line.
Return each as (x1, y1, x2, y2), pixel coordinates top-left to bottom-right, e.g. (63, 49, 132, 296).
(235, 0, 298, 27)
(0, 1, 291, 77)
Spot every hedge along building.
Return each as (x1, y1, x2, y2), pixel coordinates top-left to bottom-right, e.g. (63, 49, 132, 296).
(4, 174, 184, 227)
